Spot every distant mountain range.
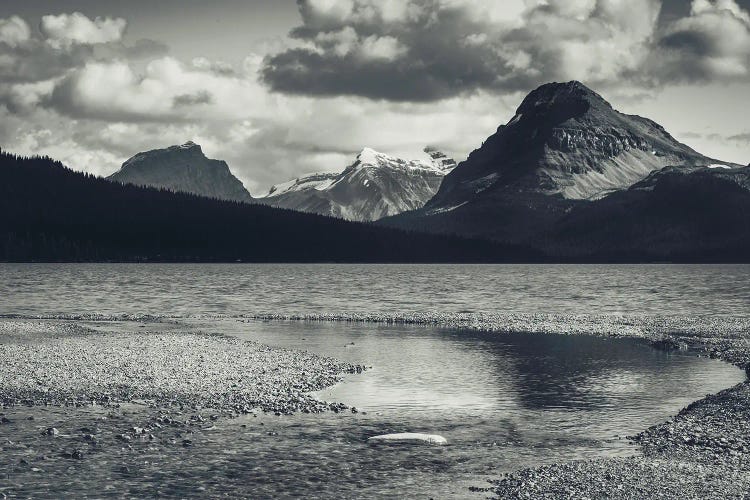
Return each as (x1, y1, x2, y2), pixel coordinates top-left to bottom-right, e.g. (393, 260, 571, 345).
(109, 142, 457, 222)
(257, 147, 456, 221)
(0, 151, 531, 263)
(108, 141, 254, 203)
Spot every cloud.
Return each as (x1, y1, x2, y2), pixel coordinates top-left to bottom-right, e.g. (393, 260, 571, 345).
(654, 0, 750, 82)
(173, 90, 214, 107)
(45, 56, 272, 123)
(728, 132, 750, 143)
(40, 12, 127, 49)
(0, 15, 31, 48)
(0, 13, 166, 86)
(261, 0, 663, 101)
(262, 0, 750, 101)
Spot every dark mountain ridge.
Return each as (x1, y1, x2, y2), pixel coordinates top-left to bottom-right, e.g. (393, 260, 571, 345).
(382, 81, 743, 247)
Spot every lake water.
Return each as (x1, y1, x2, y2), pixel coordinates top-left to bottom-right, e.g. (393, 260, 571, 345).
(1, 264, 748, 498)
(1, 263, 749, 317)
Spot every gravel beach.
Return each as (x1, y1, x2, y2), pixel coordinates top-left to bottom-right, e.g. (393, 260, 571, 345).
(251, 312, 750, 499)
(0, 320, 363, 414)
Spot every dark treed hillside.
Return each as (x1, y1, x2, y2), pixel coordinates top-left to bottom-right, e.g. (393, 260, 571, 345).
(541, 167, 750, 263)
(0, 152, 541, 263)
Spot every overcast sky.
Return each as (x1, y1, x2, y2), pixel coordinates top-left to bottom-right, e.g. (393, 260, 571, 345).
(1, 0, 749, 194)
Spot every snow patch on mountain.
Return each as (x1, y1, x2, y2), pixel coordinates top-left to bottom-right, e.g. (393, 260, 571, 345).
(266, 172, 339, 197)
(545, 149, 684, 200)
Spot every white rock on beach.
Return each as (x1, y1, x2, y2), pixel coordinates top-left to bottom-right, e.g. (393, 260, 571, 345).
(368, 433, 447, 445)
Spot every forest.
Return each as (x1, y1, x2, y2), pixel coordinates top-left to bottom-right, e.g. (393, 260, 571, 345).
(0, 152, 538, 263)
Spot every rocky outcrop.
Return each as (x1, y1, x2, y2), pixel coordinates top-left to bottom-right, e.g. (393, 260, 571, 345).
(108, 142, 253, 203)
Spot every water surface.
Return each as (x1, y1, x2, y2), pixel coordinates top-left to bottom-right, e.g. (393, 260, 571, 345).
(1, 263, 749, 317)
(1, 264, 748, 497)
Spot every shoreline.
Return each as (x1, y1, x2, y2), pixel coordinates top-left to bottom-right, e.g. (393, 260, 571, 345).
(0, 319, 368, 498)
(249, 312, 750, 368)
(2, 314, 749, 497)
(249, 312, 750, 498)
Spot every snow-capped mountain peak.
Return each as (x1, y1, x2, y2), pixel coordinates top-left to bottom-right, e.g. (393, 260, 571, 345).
(259, 146, 457, 221)
(177, 141, 199, 150)
(353, 147, 455, 174)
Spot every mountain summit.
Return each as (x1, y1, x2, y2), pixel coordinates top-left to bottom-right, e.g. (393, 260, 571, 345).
(430, 80, 714, 208)
(258, 147, 455, 221)
(383, 81, 736, 242)
(108, 142, 253, 203)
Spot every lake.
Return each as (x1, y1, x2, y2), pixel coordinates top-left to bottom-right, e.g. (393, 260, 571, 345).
(1, 264, 748, 498)
(1, 263, 749, 317)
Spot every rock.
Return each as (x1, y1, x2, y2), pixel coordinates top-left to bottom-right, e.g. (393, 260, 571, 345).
(652, 338, 689, 352)
(368, 433, 448, 445)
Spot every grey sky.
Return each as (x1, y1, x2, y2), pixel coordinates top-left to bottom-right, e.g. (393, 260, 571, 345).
(0, 0, 749, 195)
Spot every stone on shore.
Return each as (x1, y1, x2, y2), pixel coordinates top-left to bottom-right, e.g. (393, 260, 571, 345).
(368, 433, 447, 445)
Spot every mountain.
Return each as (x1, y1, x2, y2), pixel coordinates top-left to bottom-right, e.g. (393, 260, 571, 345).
(0, 151, 537, 263)
(108, 141, 253, 203)
(382, 81, 738, 242)
(258, 147, 455, 221)
(544, 165, 750, 261)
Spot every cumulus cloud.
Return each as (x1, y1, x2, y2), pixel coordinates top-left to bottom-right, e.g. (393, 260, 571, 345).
(654, 0, 750, 82)
(262, 0, 663, 101)
(45, 57, 268, 122)
(262, 0, 750, 101)
(0, 12, 166, 86)
(40, 12, 127, 49)
(0, 15, 31, 48)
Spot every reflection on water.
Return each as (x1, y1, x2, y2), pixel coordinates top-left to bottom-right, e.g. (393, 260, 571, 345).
(0, 318, 745, 499)
(1, 263, 749, 317)
(182, 318, 741, 498)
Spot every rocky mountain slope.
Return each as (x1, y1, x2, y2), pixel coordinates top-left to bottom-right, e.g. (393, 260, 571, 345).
(382, 81, 739, 243)
(258, 147, 455, 221)
(108, 142, 253, 203)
